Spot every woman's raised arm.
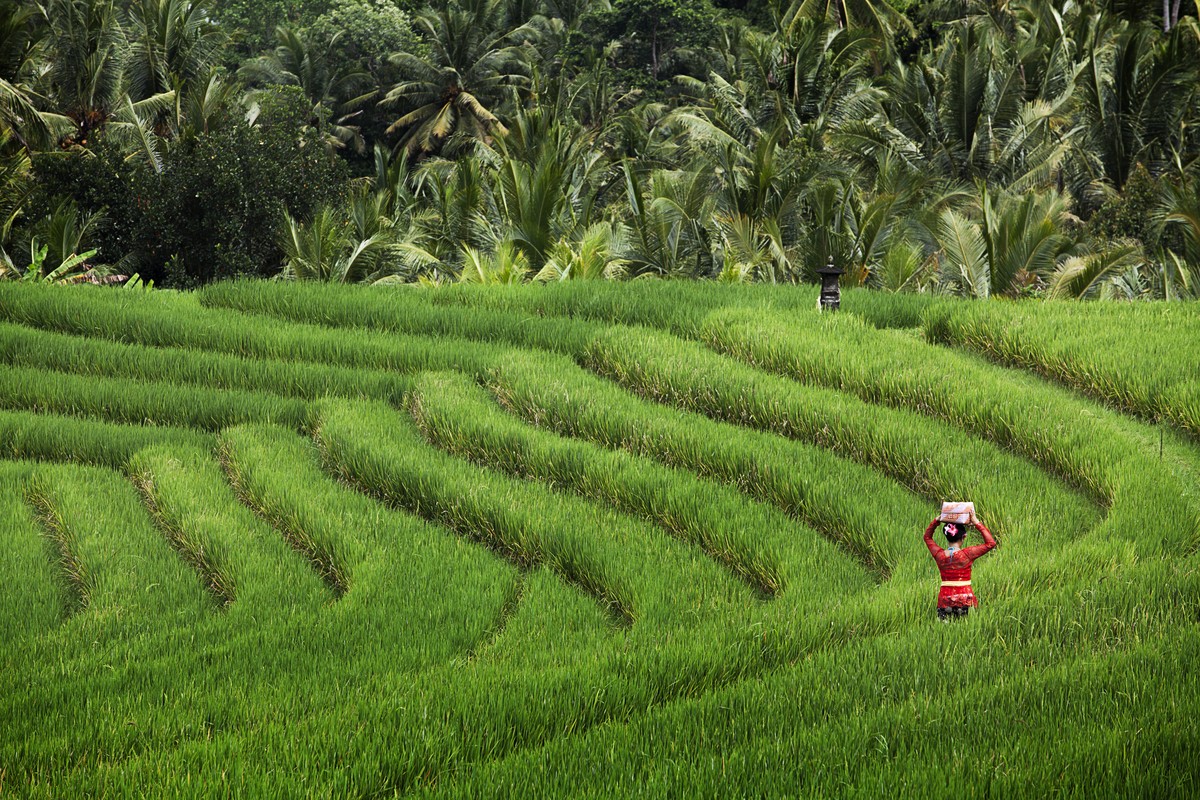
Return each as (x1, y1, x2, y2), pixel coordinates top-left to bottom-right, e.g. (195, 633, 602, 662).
(962, 518, 998, 559)
(923, 517, 941, 556)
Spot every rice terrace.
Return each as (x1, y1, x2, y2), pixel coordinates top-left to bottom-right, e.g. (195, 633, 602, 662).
(7, 0, 1200, 793)
(0, 280, 1195, 796)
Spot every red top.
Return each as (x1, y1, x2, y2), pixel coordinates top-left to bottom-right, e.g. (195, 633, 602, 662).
(924, 519, 997, 608)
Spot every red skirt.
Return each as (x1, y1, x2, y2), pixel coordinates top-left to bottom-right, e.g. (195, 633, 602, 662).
(937, 584, 979, 608)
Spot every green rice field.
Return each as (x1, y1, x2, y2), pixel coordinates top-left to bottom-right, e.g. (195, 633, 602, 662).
(1, 281, 1198, 797)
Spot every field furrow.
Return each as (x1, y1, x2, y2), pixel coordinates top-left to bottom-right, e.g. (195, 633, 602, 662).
(698, 308, 1200, 556)
(0, 409, 212, 468)
(488, 351, 926, 581)
(0, 283, 504, 376)
(127, 445, 333, 612)
(0, 363, 309, 431)
(582, 326, 1100, 575)
(23, 465, 214, 621)
(220, 423, 523, 666)
(418, 622, 1200, 798)
(1, 280, 1195, 797)
(472, 567, 626, 668)
(923, 301, 1200, 439)
(411, 369, 872, 603)
(313, 397, 763, 631)
(0, 463, 66, 638)
(0, 321, 413, 406)
(199, 280, 602, 356)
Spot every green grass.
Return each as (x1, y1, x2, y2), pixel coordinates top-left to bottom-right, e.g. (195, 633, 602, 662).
(314, 396, 762, 629)
(127, 444, 333, 611)
(485, 350, 920, 580)
(0, 321, 414, 405)
(923, 299, 1200, 439)
(24, 462, 215, 623)
(0, 362, 310, 431)
(582, 324, 1101, 566)
(698, 307, 1200, 555)
(411, 369, 869, 599)
(219, 422, 522, 664)
(0, 407, 211, 467)
(0, 280, 1197, 798)
(0, 282, 503, 376)
(0, 463, 65, 638)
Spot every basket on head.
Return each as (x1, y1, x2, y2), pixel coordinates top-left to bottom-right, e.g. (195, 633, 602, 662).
(939, 501, 975, 524)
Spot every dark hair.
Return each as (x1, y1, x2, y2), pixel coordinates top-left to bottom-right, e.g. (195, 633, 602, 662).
(944, 522, 968, 545)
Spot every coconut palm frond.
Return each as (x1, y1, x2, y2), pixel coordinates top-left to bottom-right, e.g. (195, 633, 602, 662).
(936, 208, 990, 298)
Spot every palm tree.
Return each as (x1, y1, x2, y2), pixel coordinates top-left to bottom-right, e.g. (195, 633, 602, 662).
(1073, 15, 1200, 195)
(459, 240, 529, 283)
(42, 0, 128, 146)
(869, 236, 929, 293)
(405, 154, 497, 278)
(851, 16, 1078, 193)
(124, 0, 227, 103)
(28, 197, 106, 275)
(1043, 242, 1146, 299)
(934, 184, 1078, 298)
(278, 198, 405, 284)
(542, 0, 603, 30)
(1158, 174, 1200, 271)
(709, 18, 877, 147)
(488, 106, 606, 268)
(785, 0, 913, 38)
(240, 25, 375, 152)
(0, 2, 51, 149)
(0, 132, 32, 274)
(174, 68, 241, 138)
(784, 0, 913, 73)
(382, 0, 537, 154)
(535, 222, 629, 281)
(621, 161, 716, 277)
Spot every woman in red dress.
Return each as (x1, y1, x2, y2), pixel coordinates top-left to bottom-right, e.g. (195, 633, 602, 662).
(923, 515, 997, 621)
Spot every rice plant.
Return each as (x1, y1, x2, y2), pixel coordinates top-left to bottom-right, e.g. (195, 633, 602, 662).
(0, 279, 1197, 798)
(924, 300, 1200, 438)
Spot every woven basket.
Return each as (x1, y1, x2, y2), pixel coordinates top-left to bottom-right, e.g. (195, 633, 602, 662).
(939, 501, 975, 524)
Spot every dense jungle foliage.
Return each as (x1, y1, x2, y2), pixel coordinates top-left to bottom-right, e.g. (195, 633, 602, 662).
(2, 0, 1199, 295)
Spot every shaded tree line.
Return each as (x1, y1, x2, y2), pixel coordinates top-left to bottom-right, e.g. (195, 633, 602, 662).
(2, 0, 1199, 298)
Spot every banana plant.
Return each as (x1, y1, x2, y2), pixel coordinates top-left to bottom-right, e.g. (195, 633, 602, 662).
(21, 242, 99, 283)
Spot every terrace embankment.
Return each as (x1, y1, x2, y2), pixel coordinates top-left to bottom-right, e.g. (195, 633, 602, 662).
(0, 280, 1197, 798)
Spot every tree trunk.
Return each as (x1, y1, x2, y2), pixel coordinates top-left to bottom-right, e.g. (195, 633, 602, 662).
(1163, 0, 1171, 31)
(651, 23, 658, 80)
(1171, 0, 1182, 28)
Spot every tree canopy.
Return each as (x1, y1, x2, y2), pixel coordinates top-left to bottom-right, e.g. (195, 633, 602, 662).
(1, 0, 1198, 297)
